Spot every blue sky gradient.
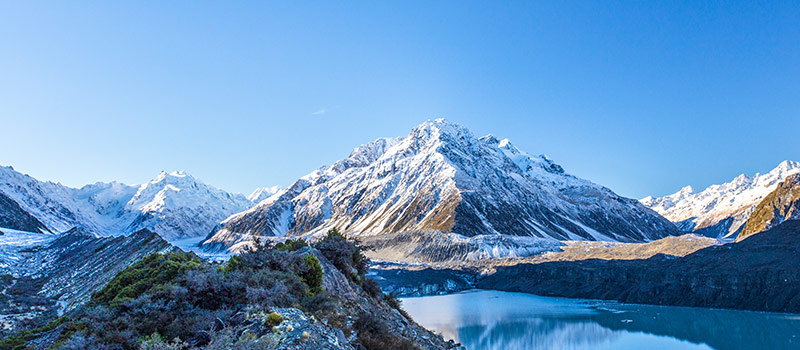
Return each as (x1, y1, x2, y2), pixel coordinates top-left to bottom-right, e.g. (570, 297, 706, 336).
(1, 1, 798, 198)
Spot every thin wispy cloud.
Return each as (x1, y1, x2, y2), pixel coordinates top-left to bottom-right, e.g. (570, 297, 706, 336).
(311, 105, 340, 116)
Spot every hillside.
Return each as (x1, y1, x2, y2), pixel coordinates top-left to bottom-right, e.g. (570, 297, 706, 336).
(738, 173, 800, 241)
(1, 231, 462, 350)
(0, 228, 175, 334)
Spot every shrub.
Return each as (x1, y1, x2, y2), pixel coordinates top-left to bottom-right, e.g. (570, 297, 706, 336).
(314, 228, 369, 278)
(354, 313, 418, 350)
(266, 312, 283, 327)
(220, 255, 243, 273)
(361, 277, 383, 299)
(300, 255, 324, 296)
(138, 333, 187, 350)
(0, 317, 68, 350)
(91, 252, 202, 306)
(274, 239, 308, 252)
(385, 293, 412, 320)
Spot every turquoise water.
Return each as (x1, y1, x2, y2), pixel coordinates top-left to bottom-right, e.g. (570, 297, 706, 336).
(401, 290, 800, 350)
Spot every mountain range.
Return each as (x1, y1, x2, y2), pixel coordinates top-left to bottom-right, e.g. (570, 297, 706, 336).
(640, 160, 800, 239)
(202, 119, 679, 253)
(3, 119, 795, 259)
(0, 166, 270, 241)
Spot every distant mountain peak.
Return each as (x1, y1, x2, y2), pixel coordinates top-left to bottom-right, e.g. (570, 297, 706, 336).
(641, 160, 800, 239)
(0, 166, 271, 241)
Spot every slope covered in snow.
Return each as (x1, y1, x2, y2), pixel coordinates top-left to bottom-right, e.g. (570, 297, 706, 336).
(203, 119, 679, 253)
(0, 166, 264, 241)
(640, 160, 800, 239)
(247, 185, 283, 203)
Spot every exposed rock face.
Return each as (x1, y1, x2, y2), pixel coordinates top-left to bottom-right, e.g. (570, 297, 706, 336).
(0, 192, 48, 233)
(641, 160, 800, 239)
(270, 307, 354, 350)
(29, 228, 178, 310)
(0, 228, 176, 333)
(204, 119, 679, 253)
(477, 220, 800, 313)
(738, 173, 800, 241)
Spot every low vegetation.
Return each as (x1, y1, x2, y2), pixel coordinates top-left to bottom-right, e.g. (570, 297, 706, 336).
(1, 229, 419, 350)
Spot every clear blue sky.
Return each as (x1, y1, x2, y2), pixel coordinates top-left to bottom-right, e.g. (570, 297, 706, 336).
(1, 1, 798, 198)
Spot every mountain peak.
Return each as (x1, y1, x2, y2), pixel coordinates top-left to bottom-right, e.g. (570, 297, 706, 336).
(772, 160, 800, 175)
(203, 120, 678, 253)
(641, 160, 800, 238)
(409, 119, 471, 141)
(153, 170, 194, 182)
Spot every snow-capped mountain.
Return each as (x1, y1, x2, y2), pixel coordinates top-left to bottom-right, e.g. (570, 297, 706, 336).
(121, 171, 255, 240)
(203, 119, 679, 252)
(0, 165, 112, 234)
(640, 160, 800, 239)
(0, 166, 263, 240)
(247, 185, 283, 203)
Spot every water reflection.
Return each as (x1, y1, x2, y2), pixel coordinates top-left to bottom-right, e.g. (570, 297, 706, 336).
(402, 290, 800, 350)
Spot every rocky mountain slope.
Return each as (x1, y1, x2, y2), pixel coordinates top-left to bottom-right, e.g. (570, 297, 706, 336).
(478, 219, 800, 313)
(0, 192, 48, 233)
(3, 233, 462, 349)
(737, 173, 800, 241)
(641, 160, 800, 239)
(0, 166, 259, 241)
(203, 119, 679, 253)
(0, 228, 175, 334)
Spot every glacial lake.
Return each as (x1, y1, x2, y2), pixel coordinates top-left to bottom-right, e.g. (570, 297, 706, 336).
(401, 290, 800, 350)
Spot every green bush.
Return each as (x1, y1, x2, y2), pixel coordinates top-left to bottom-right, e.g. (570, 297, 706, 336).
(314, 228, 369, 279)
(274, 239, 308, 252)
(0, 317, 68, 350)
(266, 312, 283, 327)
(91, 252, 203, 305)
(301, 255, 324, 296)
(220, 255, 244, 273)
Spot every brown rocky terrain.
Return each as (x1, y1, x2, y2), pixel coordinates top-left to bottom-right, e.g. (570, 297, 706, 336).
(738, 173, 800, 241)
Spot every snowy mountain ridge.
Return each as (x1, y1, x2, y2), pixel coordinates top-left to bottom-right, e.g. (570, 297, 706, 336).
(0, 166, 268, 241)
(640, 160, 800, 239)
(203, 119, 679, 253)
(247, 185, 283, 203)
